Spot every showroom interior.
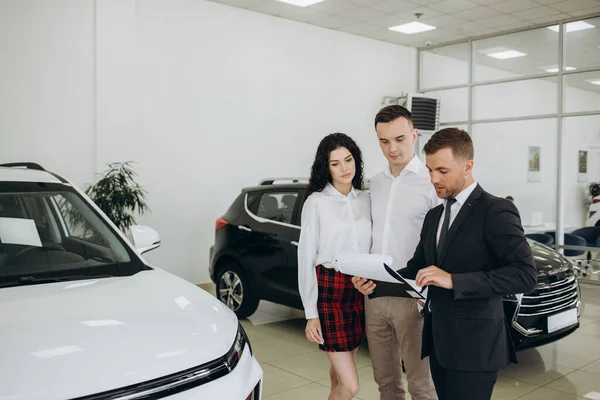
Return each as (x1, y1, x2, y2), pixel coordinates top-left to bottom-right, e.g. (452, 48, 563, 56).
(1, 0, 600, 399)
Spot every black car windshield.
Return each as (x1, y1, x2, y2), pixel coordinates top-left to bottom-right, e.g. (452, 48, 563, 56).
(0, 181, 148, 288)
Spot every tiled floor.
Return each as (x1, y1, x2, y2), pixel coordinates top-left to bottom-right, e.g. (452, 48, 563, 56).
(200, 283, 600, 399)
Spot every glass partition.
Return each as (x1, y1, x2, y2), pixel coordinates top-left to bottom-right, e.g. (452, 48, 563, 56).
(418, 16, 600, 284)
(472, 27, 559, 82)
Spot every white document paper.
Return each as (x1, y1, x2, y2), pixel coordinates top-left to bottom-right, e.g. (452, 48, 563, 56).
(0, 217, 42, 247)
(335, 253, 426, 299)
(335, 253, 397, 283)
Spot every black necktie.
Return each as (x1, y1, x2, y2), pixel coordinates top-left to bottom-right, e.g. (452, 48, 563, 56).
(437, 198, 456, 260)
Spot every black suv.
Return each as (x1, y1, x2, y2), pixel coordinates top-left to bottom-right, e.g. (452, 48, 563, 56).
(209, 179, 582, 348)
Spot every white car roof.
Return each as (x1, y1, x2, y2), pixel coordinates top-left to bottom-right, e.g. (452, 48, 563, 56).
(0, 167, 63, 184)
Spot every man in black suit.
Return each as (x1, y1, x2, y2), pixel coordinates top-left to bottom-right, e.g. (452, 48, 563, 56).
(406, 127, 537, 399)
(355, 128, 537, 400)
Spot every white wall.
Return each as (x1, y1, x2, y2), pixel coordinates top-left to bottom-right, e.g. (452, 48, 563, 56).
(563, 115, 600, 227)
(471, 119, 559, 225)
(0, 0, 96, 188)
(0, 0, 416, 283)
(132, 0, 416, 283)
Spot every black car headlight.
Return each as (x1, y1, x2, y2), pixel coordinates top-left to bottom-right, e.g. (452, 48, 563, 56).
(225, 323, 251, 372)
(237, 322, 251, 356)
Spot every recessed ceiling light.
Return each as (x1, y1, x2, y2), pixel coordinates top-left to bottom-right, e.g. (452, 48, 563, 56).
(389, 21, 436, 35)
(81, 320, 124, 327)
(547, 21, 595, 33)
(541, 65, 576, 73)
(276, 0, 325, 7)
(486, 49, 527, 60)
(479, 47, 527, 60)
(587, 79, 600, 86)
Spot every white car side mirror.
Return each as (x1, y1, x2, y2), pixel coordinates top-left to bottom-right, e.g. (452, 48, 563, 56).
(130, 225, 161, 254)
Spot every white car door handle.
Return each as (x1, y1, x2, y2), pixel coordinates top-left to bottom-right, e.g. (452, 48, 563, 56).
(291, 241, 299, 246)
(238, 225, 252, 232)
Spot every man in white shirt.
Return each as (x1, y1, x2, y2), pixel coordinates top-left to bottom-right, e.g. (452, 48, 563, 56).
(353, 105, 439, 400)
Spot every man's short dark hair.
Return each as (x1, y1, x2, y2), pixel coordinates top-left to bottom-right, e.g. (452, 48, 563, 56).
(423, 127, 474, 161)
(506, 196, 514, 201)
(374, 105, 413, 129)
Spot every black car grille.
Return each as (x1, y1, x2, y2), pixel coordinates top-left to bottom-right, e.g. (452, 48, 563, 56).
(518, 271, 579, 317)
(71, 343, 243, 400)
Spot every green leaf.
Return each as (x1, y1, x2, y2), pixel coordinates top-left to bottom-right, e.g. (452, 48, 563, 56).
(84, 161, 150, 231)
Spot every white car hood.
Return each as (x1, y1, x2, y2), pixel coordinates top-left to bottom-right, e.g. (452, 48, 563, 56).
(0, 269, 238, 400)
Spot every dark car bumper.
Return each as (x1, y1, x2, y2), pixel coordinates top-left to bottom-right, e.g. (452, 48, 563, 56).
(505, 270, 581, 349)
(510, 304, 580, 349)
(209, 245, 216, 282)
(513, 321, 580, 350)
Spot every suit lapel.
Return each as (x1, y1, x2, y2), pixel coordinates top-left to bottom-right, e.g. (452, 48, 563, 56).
(429, 206, 444, 264)
(438, 184, 483, 266)
(424, 206, 444, 315)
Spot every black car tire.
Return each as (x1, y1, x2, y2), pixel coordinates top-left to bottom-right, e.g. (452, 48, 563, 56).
(215, 263, 260, 319)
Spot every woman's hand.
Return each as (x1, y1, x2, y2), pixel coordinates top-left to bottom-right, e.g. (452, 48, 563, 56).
(305, 318, 324, 344)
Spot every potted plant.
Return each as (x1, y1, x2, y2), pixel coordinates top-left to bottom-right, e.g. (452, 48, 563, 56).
(84, 161, 150, 232)
(584, 181, 600, 227)
(589, 182, 600, 199)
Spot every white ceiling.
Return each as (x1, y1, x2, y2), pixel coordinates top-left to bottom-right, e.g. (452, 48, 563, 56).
(209, 0, 600, 47)
(430, 17, 600, 74)
(426, 15, 600, 93)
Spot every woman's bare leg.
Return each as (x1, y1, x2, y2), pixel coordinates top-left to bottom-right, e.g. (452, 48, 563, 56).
(326, 350, 360, 400)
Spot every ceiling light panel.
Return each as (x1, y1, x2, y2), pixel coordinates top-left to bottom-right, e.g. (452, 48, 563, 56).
(486, 50, 527, 59)
(547, 21, 595, 33)
(389, 21, 436, 34)
(276, 0, 325, 7)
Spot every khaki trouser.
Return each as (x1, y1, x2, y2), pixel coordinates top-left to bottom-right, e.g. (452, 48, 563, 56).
(365, 296, 437, 400)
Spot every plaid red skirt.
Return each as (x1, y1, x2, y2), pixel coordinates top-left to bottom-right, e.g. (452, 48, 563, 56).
(316, 265, 365, 352)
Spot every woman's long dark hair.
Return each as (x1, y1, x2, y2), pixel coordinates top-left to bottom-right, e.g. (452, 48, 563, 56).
(307, 133, 364, 196)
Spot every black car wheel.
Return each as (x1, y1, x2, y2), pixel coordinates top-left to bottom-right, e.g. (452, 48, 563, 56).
(216, 263, 259, 318)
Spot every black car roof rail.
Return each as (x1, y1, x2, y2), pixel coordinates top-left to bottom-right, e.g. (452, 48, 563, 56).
(259, 177, 309, 185)
(0, 162, 46, 171)
(0, 162, 69, 184)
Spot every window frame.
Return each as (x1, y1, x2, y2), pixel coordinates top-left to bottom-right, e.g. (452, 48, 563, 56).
(244, 189, 302, 230)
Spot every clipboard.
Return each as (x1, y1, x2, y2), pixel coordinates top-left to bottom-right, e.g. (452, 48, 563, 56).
(383, 264, 426, 300)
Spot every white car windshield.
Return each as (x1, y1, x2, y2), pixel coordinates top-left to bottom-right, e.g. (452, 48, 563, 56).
(0, 182, 148, 288)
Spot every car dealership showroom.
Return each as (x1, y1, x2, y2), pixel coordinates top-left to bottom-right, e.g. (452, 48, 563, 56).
(1, 0, 600, 399)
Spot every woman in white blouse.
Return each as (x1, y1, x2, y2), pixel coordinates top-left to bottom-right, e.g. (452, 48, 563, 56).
(298, 133, 372, 400)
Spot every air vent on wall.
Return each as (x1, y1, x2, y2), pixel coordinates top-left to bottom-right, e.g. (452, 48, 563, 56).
(381, 93, 441, 132)
(407, 95, 440, 132)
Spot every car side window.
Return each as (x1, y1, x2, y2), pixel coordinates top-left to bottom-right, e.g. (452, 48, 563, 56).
(256, 192, 298, 224)
(246, 192, 261, 215)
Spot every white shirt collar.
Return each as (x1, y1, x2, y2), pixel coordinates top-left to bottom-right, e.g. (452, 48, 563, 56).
(323, 182, 358, 200)
(384, 154, 422, 179)
(450, 180, 478, 207)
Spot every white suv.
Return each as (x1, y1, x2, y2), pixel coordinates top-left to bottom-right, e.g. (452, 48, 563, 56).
(0, 163, 262, 400)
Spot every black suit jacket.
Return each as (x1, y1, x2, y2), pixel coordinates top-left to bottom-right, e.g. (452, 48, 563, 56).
(400, 184, 537, 372)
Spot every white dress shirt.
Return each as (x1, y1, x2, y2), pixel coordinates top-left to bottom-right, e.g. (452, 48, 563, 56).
(298, 183, 372, 319)
(436, 181, 479, 244)
(371, 155, 441, 270)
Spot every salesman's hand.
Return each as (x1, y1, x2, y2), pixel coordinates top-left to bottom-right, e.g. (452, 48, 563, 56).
(352, 276, 376, 295)
(416, 266, 453, 290)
